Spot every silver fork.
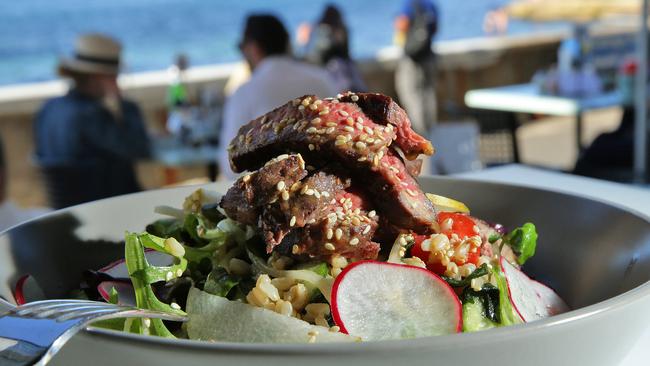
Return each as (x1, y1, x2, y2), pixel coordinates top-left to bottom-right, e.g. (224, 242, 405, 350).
(0, 298, 187, 366)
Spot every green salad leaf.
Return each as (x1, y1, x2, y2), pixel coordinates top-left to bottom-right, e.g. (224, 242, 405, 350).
(124, 232, 188, 337)
(491, 265, 522, 326)
(504, 223, 538, 265)
(204, 267, 240, 298)
(442, 263, 489, 288)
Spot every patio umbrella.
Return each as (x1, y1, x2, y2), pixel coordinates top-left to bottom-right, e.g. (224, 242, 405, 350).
(506, 0, 649, 182)
(506, 0, 639, 22)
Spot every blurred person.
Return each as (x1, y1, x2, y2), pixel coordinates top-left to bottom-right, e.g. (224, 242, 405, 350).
(300, 4, 367, 92)
(219, 14, 337, 180)
(394, 0, 439, 136)
(0, 137, 49, 231)
(34, 33, 151, 208)
(483, 7, 509, 35)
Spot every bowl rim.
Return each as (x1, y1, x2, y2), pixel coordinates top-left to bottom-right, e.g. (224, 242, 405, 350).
(5, 175, 650, 352)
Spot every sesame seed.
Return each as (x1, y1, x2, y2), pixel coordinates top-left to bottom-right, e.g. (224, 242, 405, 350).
(368, 210, 376, 218)
(339, 110, 349, 117)
(351, 95, 359, 101)
(373, 154, 380, 166)
(355, 123, 364, 130)
(302, 98, 311, 106)
(298, 105, 305, 111)
(290, 216, 297, 227)
(324, 243, 336, 251)
(311, 117, 322, 124)
(406, 189, 417, 197)
(309, 104, 318, 110)
(364, 126, 374, 134)
(176, 269, 183, 277)
(357, 156, 367, 162)
(334, 228, 343, 240)
(363, 225, 371, 234)
(276, 181, 286, 191)
(335, 139, 346, 146)
(345, 117, 354, 125)
(242, 174, 251, 183)
(350, 238, 359, 246)
(165, 271, 173, 281)
(351, 217, 361, 226)
(282, 190, 290, 201)
(308, 143, 315, 151)
(319, 109, 330, 115)
(171, 302, 181, 310)
(326, 122, 337, 127)
(292, 245, 300, 254)
(327, 228, 334, 239)
(305, 189, 314, 196)
(321, 191, 330, 198)
(314, 190, 321, 198)
(326, 127, 335, 134)
(355, 141, 367, 150)
(306, 127, 318, 134)
(356, 117, 363, 124)
(344, 126, 354, 132)
(366, 138, 375, 144)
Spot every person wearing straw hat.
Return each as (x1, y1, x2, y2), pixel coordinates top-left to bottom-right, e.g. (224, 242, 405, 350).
(34, 33, 151, 208)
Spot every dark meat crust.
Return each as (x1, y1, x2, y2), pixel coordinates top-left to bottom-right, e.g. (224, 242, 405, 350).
(219, 154, 307, 226)
(227, 95, 436, 233)
(282, 189, 380, 260)
(261, 171, 349, 252)
(338, 92, 434, 159)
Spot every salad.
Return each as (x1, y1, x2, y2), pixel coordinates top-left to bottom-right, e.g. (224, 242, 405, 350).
(19, 92, 569, 343)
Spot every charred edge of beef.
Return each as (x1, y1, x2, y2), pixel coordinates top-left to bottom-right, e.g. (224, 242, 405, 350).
(220, 154, 307, 226)
(338, 92, 434, 158)
(279, 189, 381, 261)
(260, 171, 349, 252)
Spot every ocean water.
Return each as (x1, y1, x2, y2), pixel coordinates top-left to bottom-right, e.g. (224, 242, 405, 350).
(0, 0, 567, 86)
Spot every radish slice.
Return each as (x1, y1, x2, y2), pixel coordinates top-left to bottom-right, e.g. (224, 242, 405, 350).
(331, 260, 462, 341)
(500, 257, 569, 322)
(99, 249, 175, 279)
(13, 275, 46, 305)
(97, 281, 136, 306)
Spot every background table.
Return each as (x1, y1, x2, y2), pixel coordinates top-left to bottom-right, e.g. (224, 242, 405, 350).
(464, 83, 623, 162)
(151, 137, 221, 183)
(456, 164, 649, 365)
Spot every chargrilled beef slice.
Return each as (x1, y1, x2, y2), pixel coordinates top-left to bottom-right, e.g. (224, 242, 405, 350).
(227, 95, 436, 233)
(227, 95, 396, 173)
(365, 150, 436, 233)
(280, 189, 380, 260)
(260, 171, 350, 252)
(338, 92, 434, 159)
(220, 154, 307, 225)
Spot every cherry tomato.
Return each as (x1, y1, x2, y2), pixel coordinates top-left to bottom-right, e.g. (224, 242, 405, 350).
(438, 212, 476, 240)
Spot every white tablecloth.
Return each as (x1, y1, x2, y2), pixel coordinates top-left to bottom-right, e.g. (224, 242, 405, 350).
(456, 165, 649, 366)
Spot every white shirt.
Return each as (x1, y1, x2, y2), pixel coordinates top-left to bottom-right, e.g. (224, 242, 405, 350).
(219, 56, 338, 180)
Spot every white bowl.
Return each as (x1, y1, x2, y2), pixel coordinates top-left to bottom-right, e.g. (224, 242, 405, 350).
(1, 177, 649, 366)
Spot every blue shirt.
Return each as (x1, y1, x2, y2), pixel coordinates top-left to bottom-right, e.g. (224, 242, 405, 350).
(34, 90, 151, 203)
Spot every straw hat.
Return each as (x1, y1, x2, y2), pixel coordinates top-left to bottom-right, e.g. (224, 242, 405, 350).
(59, 34, 122, 75)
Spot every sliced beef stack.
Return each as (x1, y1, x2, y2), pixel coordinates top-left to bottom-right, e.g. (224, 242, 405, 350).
(221, 92, 436, 261)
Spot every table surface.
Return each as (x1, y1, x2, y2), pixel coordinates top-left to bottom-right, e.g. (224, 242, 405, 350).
(456, 164, 649, 366)
(464, 83, 622, 116)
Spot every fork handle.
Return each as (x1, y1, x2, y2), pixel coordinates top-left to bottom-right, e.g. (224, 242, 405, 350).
(0, 337, 44, 366)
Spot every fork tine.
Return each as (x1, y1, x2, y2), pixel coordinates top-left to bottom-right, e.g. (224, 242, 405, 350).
(34, 304, 124, 319)
(13, 299, 102, 315)
(15, 301, 117, 317)
(56, 307, 125, 322)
